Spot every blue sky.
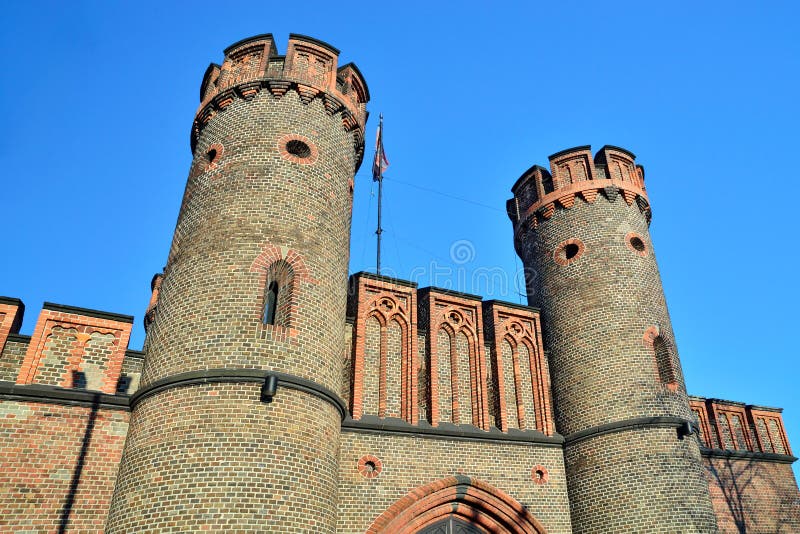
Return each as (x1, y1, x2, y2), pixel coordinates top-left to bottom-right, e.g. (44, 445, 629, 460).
(1, 2, 798, 474)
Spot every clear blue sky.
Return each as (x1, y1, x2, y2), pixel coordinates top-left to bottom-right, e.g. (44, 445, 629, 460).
(2, 2, 798, 474)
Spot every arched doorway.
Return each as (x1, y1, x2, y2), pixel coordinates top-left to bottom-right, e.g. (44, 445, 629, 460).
(367, 475, 546, 534)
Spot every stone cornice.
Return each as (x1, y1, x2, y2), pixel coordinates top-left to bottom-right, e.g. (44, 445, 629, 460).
(129, 368, 348, 421)
(342, 415, 564, 447)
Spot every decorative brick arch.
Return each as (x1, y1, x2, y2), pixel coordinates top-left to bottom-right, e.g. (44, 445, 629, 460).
(352, 292, 416, 422)
(250, 244, 317, 339)
(249, 243, 317, 285)
(367, 475, 547, 534)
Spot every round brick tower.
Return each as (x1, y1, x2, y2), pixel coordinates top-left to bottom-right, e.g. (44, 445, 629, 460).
(107, 34, 368, 532)
(508, 146, 717, 532)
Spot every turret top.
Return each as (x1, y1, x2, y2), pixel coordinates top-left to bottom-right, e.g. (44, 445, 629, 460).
(507, 145, 650, 229)
(192, 33, 370, 150)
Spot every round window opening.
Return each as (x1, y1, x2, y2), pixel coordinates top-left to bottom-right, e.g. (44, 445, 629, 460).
(286, 139, 312, 158)
(554, 239, 585, 265)
(564, 243, 580, 259)
(206, 148, 217, 163)
(364, 461, 377, 473)
(625, 232, 649, 256)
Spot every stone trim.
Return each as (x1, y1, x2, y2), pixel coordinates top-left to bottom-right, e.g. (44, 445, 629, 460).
(700, 447, 797, 464)
(342, 415, 564, 447)
(42, 302, 134, 324)
(564, 416, 690, 445)
(6, 333, 31, 344)
(482, 299, 540, 313)
(129, 368, 348, 420)
(0, 381, 129, 411)
(350, 271, 418, 288)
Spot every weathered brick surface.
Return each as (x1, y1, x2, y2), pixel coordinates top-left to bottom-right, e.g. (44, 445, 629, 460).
(337, 432, 572, 533)
(0, 338, 28, 382)
(17, 306, 133, 394)
(564, 427, 716, 532)
(510, 146, 717, 531)
(2, 35, 799, 533)
(0, 400, 129, 533)
(107, 384, 340, 533)
(108, 34, 368, 532)
(704, 455, 800, 533)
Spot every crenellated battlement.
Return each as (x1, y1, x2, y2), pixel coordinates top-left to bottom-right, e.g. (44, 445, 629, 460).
(690, 396, 793, 456)
(507, 145, 650, 243)
(192, 33, 370, 153)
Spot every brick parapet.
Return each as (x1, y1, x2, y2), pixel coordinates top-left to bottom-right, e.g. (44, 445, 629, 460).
(347, 276, 557, 440)
(193, 33, 369, 165)
(691, 396, 793, 455)
(418, 287, 490, 429)
(508, 146, 651, 254)
(16, 304, 132, 394)
(0, 297, 24, 355)
(483, 300, 553, 435)
(348, 272, 418, 422)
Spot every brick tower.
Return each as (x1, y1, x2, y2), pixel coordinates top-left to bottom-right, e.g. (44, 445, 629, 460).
(106, 34, 368, 532)
(508, 146, 718, 532)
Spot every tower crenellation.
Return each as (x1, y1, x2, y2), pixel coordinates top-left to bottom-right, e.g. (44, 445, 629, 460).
(509, 145, 650, 250)
(193, 33, 369, 161)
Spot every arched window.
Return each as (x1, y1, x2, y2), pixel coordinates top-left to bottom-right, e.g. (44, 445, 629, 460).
(262, 260, 294, 328)
(263, 281, 279, 325)
(654, 335, 677, 389)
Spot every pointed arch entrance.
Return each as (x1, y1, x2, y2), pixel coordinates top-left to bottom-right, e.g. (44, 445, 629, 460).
(367, 475, 547, 534)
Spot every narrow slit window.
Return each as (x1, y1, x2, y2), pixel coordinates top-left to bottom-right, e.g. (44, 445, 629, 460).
(654, 335, 677, 388)
(264, 281, 279, 325)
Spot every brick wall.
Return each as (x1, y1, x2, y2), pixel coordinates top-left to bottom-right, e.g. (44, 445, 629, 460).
(337, 431, 572, 533)
(0, 400, 129, 532)
(705, 455, 800, 532)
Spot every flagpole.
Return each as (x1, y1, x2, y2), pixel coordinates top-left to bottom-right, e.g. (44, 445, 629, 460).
(376, 113, 383, 275)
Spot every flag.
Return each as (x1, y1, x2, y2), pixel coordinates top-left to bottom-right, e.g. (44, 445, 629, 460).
(372, 121, 389, 181)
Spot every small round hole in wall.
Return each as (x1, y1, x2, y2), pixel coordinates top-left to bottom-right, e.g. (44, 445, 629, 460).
(625, 232, 649, 257)
(553, 239, 585, 266)
(278, 134, 318, 165)
(204, 143, 224, 170)
(286, 139, 311, 158)
(358, 455, 383, 479)
(564, 243, 579, 259)
(531, 465, 549, 484)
